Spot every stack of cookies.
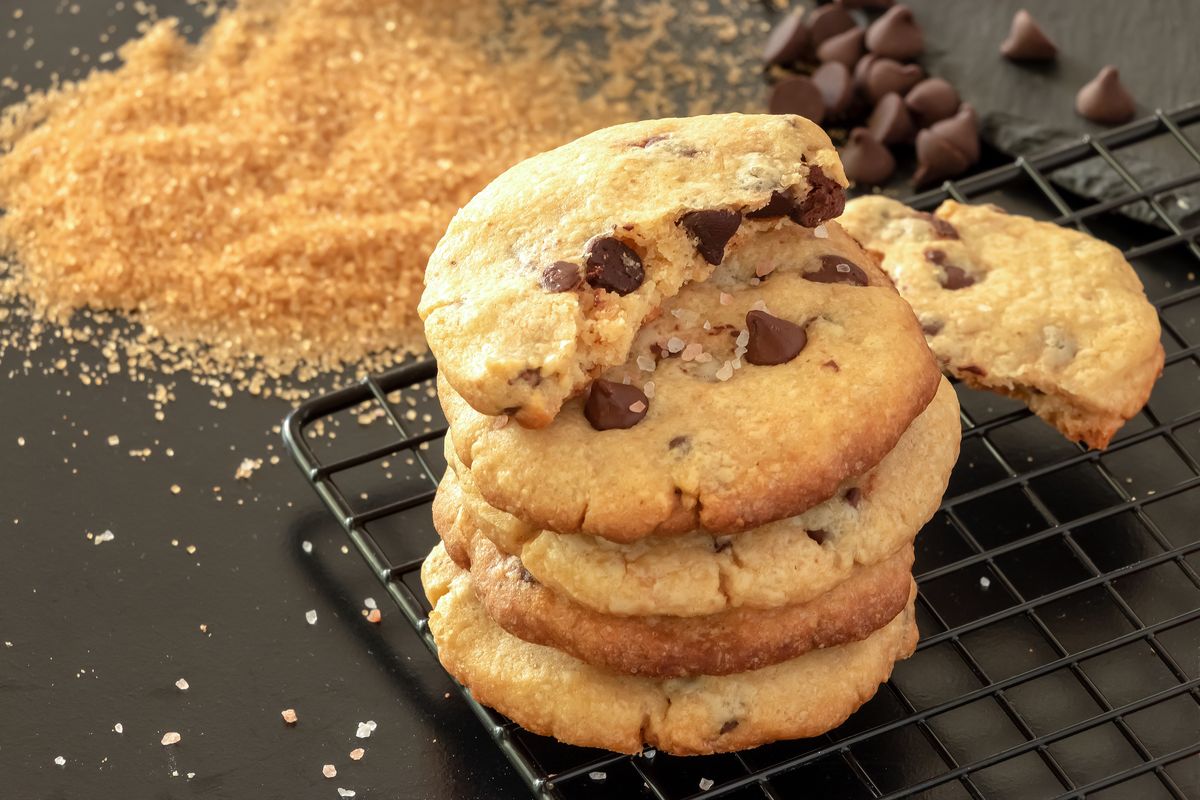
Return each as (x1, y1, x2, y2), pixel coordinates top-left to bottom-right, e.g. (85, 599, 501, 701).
(417, 114, 960, 755)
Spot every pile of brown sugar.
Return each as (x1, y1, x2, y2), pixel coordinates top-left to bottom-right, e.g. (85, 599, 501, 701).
(0, 0, 767, 400)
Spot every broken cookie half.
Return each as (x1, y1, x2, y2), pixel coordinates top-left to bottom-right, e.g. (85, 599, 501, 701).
(840, 196, 1163, 449)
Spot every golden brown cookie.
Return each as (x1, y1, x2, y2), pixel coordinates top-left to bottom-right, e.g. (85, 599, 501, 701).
(840, 196, 1163, 449)
(420, 113, 849, 428)
(422, 543, 918, 755)
(435, 491, 914, 677)
(441, 221, 940, 541)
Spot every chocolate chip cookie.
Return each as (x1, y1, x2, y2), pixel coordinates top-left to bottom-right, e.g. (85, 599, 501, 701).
(422, 543, 918, 755)
(840, 197, 1163, 449)
(438, 378, 958, 617)
(420, 114, 850, 428)
(440, 221, 941, 541)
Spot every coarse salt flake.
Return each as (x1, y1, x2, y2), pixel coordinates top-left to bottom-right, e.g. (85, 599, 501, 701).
(355, 720, 377, 738)
(636, 355, 656, 372)
(337, 790, 356, 798)
(813, 224, 828, 239)
(175, 678, 189, 691)
(323, 764, 337, 778)
(93, 530, 115, 545)
(349, 748, 364, 761)
(680, 342, 703, 361)
(114, 723, 123, 734)
(699, 777, 715, 790)
(735, 330, 749, 348)
(588, 771, 607, 781)
(363, 597, 377, 610)
(301, 540, 313, 554)
(281, 708, 298, 724)
(54, 756, 66, 766)
(751, 299, 769, 312)
(305, 609, 318, 625)
(161, 732, 181, 746)
(715, 361, 734, 381)
(979, 576, 991, 589)
(642, 381, 655, 399)
(755, 262, 776, 277)
(719, 293, 732, 306)
(666, 337, 685, 354)
(628, 401, 647, 413)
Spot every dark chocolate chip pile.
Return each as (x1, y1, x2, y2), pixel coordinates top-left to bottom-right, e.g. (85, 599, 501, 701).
(760, 2, 979, 188)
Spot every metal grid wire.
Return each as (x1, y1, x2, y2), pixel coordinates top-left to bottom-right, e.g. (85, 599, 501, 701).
(283, 105, 1200, 800)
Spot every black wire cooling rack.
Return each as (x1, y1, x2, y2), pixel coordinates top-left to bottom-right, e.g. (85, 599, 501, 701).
(283, 105, 1200, 800)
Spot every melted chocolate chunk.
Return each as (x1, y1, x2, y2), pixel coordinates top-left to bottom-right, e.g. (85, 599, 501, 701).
(668, 435, 691, 453)
(584, 379, 649, 431)
(925, 248, 976, 289)
(806, 529, 829, 545)
(822, 359, 840, 372)
(745, 190, 796, 219)
(804, 254, 869, 286)
(845, 487, 863, 508)
(518, 566, 538, 584)
(744, 310, 808, 366)
(515, 368, 542, 386)
(540, 261, 583, 292)
(585, 237, 644, 295)
(714, 538, 732, 553)
(679, 209, 742, 265)
(790, 166, 846, 227)
(719, 720, 740, 735)
(924, 214, 959, 239)
(921, 318, 944, 336)
(959, 365, 987, 376)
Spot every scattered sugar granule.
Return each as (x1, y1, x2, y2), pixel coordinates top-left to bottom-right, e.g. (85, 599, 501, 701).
(642, 748, 656, 759)
(301, 540, 313, 554)
(979, 576, 991, 589)
(281, 708, 298, 725)
(323, 764, 337, 779)
(349, 748, 364, 761)
(813, 224, 829, 239)
(107, 435, 120, 446)
(114, 723, 123, 734)
(175, 678, 189, 691)
(161, 732, 181, 746)
(305, 610, 318, 625)
(366, 609, 382, 624)
(589, 771, 607, 781)
(54, 756, 66, 767)
(93, 530, 115, 546)
(699, 777, 715, 791)
(719, 292, 733, 306)
(337, 790, 356, 798)
(234, 458, 263, 480)
(355, 720, 377, 739)
(363, 597, 377, 610)
(643, 381, 656, 399)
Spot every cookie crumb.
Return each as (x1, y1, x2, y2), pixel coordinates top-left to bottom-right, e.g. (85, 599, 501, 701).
(175, 678, 189, 691)
(366, 609, 382, 624)
(93, 530, 115, 546)
(323, 764, 337, 779)
(301, 540, 313, 554)
(113, 723, 123, 734)
(337, 790, 356, 798)
(161, 732, 181, 746)
(349, 748, 364, 761)
(281, 708, 298, 724)
(305, 610, 318, 625)
(355, 720, 377, 739)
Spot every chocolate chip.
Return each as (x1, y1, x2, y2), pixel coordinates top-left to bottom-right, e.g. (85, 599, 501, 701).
(812, 62, 855, 119)
(913, 127, 970, 187)
(904, 77, 960, 127)
(1001, 10, 1057, 62)
(863, 58, 924, 104)
(1076, 66, 1136, 125)
(841, 128, 896, 186)
(806, 529, 829, 545)
(768, 76, 825, 123)
(744, 310, 808, 366)
(845, 487, 863, 508)
(719, 720, 740, 735)
(919, 212, 960, 239)
(806, 3, 855, 48)
(539, 261, 583, 292)
(868, 92, 916, 145)
(865, 4, 924, 60)
(762, 8, 809, 66)
(668, 435, 691, 453)
(585, 237, 644, 295)
(516, 368, 542, 386)
(746, 190, 795, 219)
(920, 318, 944, 336)
(584, 379, 649, 430)
(929, 104, 980, 165)
(816, 26, 864, 69)
(790, 165, 845, 228)
(518, 566, 538, 584)
(806, 254, 870, 286)
(679, 209, 742, 265)
(959, 365, 987, 376)
(713, 538, 732, 553)
(926, 249, 976, 289)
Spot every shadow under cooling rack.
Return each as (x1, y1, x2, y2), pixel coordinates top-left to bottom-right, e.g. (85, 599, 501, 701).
(284, 104, 1200, 800)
